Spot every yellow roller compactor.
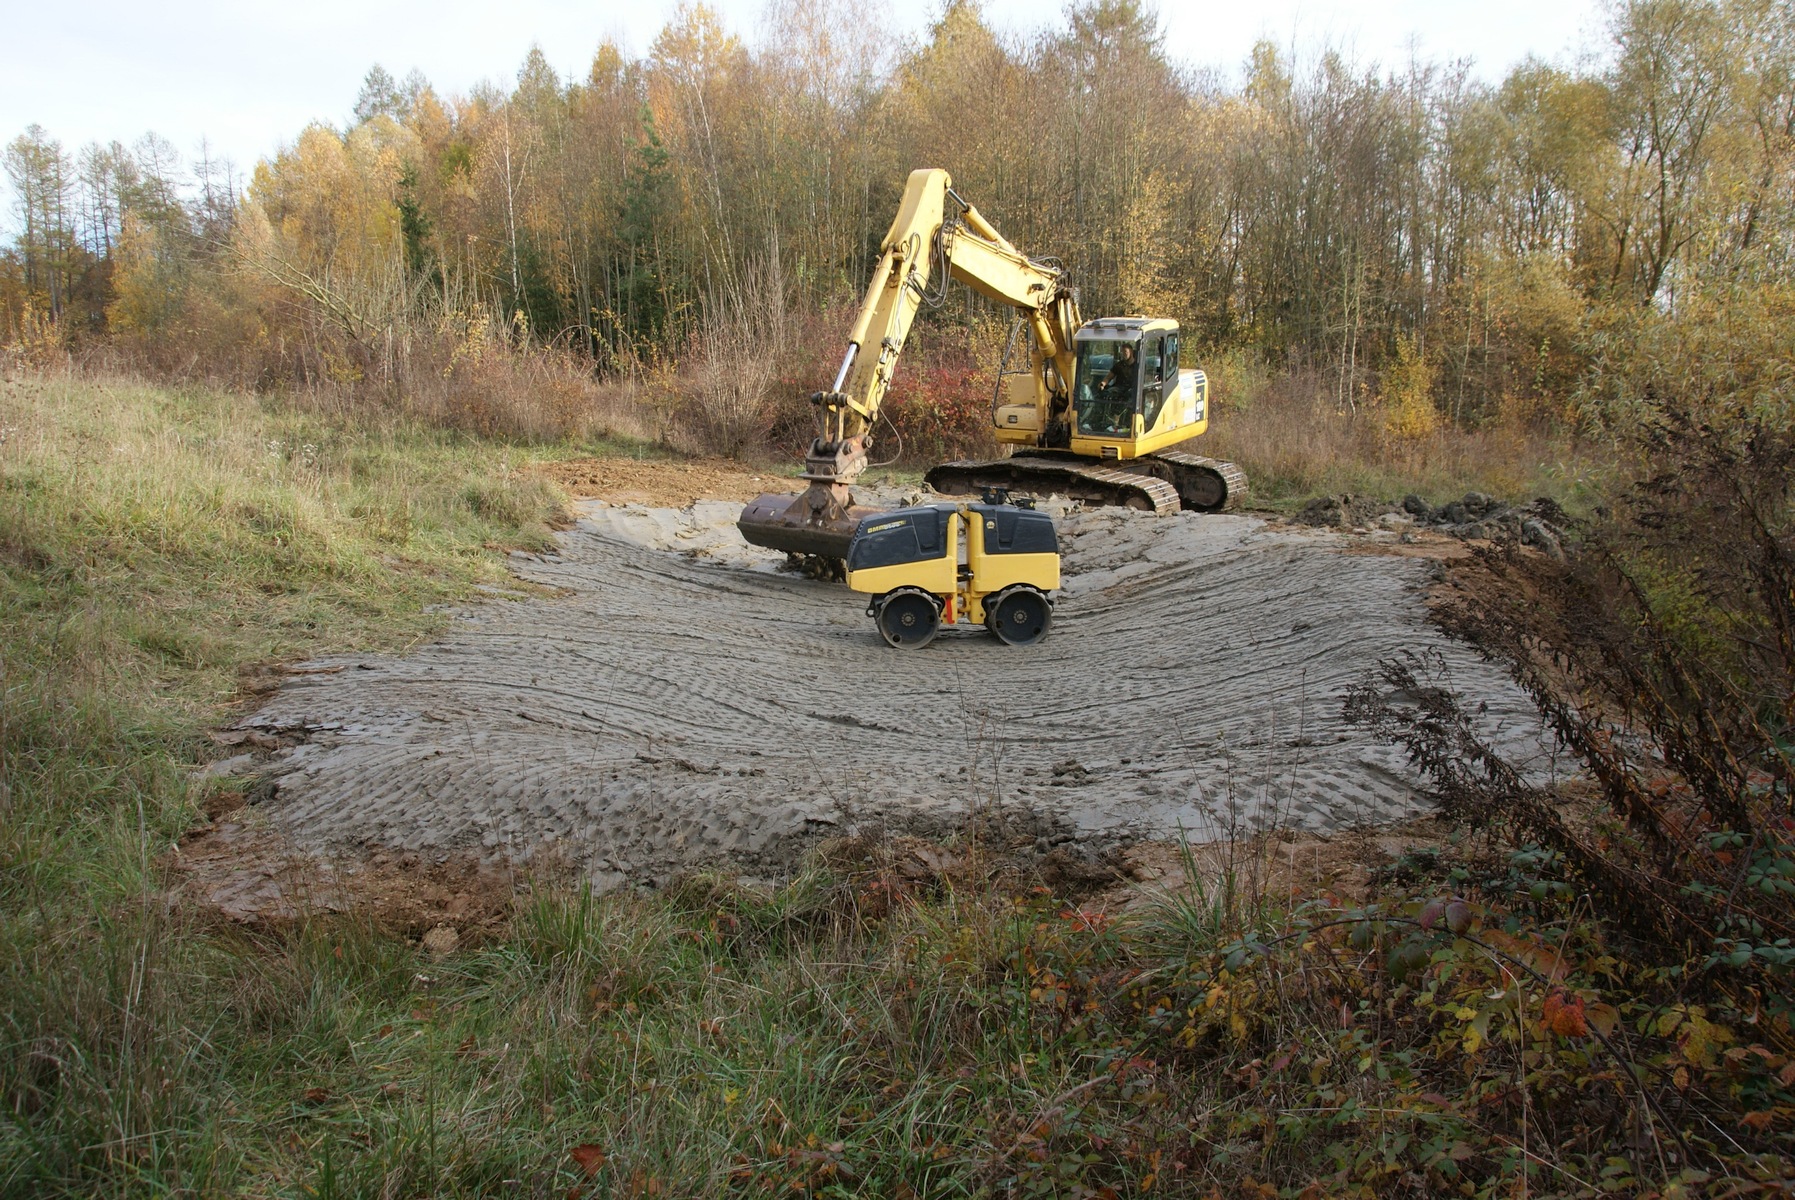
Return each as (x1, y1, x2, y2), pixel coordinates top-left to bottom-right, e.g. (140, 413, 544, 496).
(737, 167, 1247, 570)
(846, 499, 1060, 649)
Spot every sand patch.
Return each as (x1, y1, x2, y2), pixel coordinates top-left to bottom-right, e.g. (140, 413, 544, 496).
(219, 499, 1553, 890)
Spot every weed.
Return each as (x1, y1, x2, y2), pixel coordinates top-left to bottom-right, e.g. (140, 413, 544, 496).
(1204, 363, 1612, 511)
(0, 368, 567, 1195)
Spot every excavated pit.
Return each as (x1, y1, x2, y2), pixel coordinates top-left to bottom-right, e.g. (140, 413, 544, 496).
(231, 494, 1553, 890)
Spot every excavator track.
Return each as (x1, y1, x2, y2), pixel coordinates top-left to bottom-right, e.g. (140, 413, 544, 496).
(924, 448, 1247, 514)
(925, 455, 1181, 513)
(1145, 449, 1249, 512)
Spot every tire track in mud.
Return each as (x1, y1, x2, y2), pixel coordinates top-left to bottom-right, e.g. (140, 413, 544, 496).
(240, 499, 1552, 888)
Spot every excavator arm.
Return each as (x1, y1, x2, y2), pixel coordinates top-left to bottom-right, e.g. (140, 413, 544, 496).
(739, 168, 1081, 568)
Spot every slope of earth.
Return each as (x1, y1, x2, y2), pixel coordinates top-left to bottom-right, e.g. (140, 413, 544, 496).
(227, 497, 1552, 890)
(532, 456, 792, 507)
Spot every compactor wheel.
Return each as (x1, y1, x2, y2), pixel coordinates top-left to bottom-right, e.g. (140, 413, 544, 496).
(875, 590, 942, 649)
(987, 587, 1052, 646)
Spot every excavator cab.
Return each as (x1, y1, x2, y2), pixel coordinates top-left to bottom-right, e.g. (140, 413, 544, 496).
(845, 502, 1059, 648)
(1068, 318, 1205, 455)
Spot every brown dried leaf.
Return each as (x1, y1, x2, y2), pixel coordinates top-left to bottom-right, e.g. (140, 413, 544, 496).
(569, 1144, 607, 1176)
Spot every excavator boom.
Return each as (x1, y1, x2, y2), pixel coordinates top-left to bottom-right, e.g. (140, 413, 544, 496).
(739, 167, 1245, 572)
(738, 169, 1079, 568)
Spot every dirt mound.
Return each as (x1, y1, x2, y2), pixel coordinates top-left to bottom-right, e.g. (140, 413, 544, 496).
(217, 497, 1550, 891)
(1295, 490, 1567, 556)
(535, 457, 795, 507)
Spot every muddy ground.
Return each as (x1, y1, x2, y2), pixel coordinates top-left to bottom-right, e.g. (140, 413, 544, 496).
(191, 485, 1555, 900)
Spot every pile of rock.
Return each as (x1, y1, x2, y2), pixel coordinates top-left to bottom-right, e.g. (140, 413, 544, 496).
(1295, 490, 1568, 557)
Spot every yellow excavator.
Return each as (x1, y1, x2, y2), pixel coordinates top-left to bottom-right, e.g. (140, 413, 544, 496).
(737, 167, 1246, 567)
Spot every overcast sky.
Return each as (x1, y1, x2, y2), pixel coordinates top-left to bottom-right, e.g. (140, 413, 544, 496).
(4, 0, 1610, 204)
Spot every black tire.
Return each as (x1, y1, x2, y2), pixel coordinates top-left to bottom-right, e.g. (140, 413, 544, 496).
(875, 590, 941, 649)
(988, 588, 1052, 646)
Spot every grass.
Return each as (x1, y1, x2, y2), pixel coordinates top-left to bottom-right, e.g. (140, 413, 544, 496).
(11, 845, 1788, 1197)
(1, 370, 568, 698)
(1199, 360, 1617, 513)
(0, 367, 572, 1195)
(0, 368, 569, 943)
(3, 366, 1787, 1197)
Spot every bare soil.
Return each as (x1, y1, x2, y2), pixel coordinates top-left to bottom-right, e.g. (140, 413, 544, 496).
(208, 484, 1552, 900)
(534, 456, 797, 508)
(168, 802, 519, 942)
(1088, 815, 1456, 915)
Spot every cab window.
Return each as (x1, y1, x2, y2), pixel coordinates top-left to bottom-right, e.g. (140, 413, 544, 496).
(1074, 338, 1139, 436)
(1140, 334, 1167, 431)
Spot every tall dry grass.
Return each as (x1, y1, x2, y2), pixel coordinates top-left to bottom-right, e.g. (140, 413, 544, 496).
(35, 277, 1616, 500)
(1201, 351, 1611, 509)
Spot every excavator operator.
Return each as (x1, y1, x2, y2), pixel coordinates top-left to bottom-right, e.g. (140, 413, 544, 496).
(1094, 342, 1138, 433)
(1103, 342, 1138, 396)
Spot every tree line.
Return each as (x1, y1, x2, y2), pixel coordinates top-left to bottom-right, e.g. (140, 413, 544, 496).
(3, 0, 1792, 435)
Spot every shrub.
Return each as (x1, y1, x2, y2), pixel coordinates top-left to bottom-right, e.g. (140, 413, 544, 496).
(1349, 402, 1795, 1000)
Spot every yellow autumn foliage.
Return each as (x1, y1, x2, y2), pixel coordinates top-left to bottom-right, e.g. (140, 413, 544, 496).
(1381, 334, 1440, 439)
(236, 119, 419, 309)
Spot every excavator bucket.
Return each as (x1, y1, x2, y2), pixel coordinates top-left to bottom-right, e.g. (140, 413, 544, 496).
(737, 487, 881, 564)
